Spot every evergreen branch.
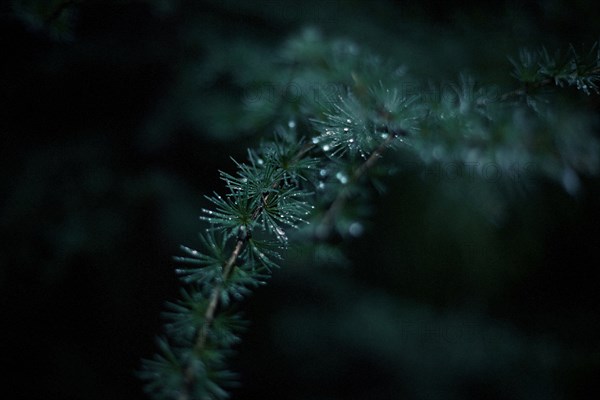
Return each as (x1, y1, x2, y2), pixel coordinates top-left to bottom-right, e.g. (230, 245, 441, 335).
(174, 140, 317, 400)
(177, 238, 245, 400)
(142, 31, 600, 400)
(507, 42, 600, 99)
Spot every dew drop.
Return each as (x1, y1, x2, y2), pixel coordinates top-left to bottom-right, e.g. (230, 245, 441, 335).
(319, 169, 327, 177)
(288, 120, 296, 128)
(312, 137, 320, 144)
(322, 144, 331, 152)
(346, 119, 352, 123)
(336, 171, 349, 184)
(257, 158, 264, 165)
(381, 132, 389, 139)
(348, 222, 364, 237)
(343, 127, 349, 132)
(317, 181, 325, 190)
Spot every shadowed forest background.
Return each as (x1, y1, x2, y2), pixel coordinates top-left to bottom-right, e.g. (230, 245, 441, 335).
(2, 1, 600, 399)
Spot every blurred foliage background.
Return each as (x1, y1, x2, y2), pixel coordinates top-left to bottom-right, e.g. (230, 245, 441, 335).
(2, 0, 600, 399)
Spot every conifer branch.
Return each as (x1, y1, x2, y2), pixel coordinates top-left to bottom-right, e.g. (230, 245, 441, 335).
(179, 239, 243, 400)
(175, 140, 318, 400)
(141, 31, 600, 400)
(506, 43, 600, 99)
(191, 171, 291, 355)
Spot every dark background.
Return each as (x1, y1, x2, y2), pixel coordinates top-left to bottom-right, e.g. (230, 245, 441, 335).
(2, 1, 599, 399)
